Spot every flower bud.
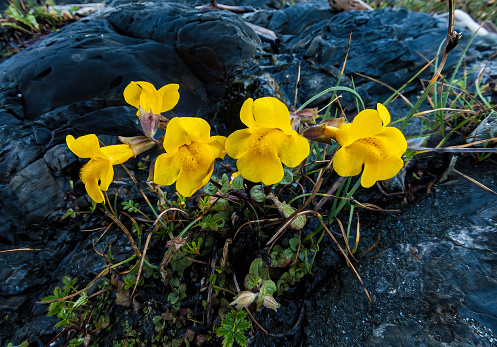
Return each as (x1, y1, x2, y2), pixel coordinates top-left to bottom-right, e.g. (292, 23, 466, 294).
(139, 106, 161, 138)
(230, 291, 258, 309)
(118, 136, 156, 157)
(290, 108, 319, 132)
(263, 294, 280, 311)
(302, 117, 345, 144)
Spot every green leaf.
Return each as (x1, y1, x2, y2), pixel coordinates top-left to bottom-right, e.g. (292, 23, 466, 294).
(262, 280, 277, 295)
(170, 277, 180, 288)
(249, 185, 266, 202)
(168, 292, 178, 304)
(221, 174, 230, 194)
(279, 168, 293, 185)
(152, 315, 162, 325)
(203, 182, 218, 195)
(244, 273, 262, 290)
(289, 236, 299, 252)
(61, 208, 76, 219)
(231, 174, 244, 190)
(234, 330, 249, 347)
(171, 256, 193, 276)
(73, 292, 87, 308)
(221, 333, 234, 347)
(216, 309, 251, 347)
(249, 258, 264, 277)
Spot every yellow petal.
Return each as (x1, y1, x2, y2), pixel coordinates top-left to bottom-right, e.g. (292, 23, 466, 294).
(137, 81, 161, 114)
(374, 127, 407, 157)
(361, 155, 404, 188)
(83, 175, 104, 203)
(123, 81, 143, 110)
(98, 161, 114, 191)
(154, 153, 180, 186)
(225, 128, 252, 159)
(176, 162, 215, 197)
(155, 139, 224, 196)
(101, 144, 134, 165)
(377, 103, 391, 126)
(201, 165, 215, 187)
(252, 97, 293, 134)
(277, 131, 310, 168)
(229, 128, 303, 184)
(174, 140, 224, 196)
(209, 135, 227, 159)
(158, 84, 180, 113)
(237, 151, 284, 185)
(240, 98, 256, 129)
(80, 158, 112, 203)
(333, 143, 366, 178)
(163, 117, 212, 155)
(66, 134, 105, 159)
(337, 109, 382, 147)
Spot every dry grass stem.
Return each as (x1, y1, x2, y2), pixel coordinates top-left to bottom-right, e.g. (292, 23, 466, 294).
(102, 209, 142, 257)
(0, 248, 40, 254)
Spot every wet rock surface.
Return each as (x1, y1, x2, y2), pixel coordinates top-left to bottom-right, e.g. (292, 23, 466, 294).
(304, 159, 497, 346)
(0, 0, 496, 345)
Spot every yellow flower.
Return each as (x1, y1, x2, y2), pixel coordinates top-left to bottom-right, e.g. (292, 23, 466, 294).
(225, 97, 310, 185)
(153, 117, 226, 197)
(123, 81, 180, 116)
(333, 103, 407, 188)
(66, 134, 134, 203)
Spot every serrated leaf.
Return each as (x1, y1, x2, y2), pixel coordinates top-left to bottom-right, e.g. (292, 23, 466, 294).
(231, 174, 244, 190)
(221, 334, 234, 347)
(221, 174, 230, 194)
(234, 330, 248, 346)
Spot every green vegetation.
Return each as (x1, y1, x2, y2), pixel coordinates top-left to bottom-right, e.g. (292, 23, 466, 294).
(369, 0, 497, 25)
(216, 310, 251, 347)
(0, 0, 77, 56)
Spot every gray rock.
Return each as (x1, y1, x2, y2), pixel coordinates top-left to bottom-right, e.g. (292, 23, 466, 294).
(43, 144, 78, 172)
(0, 295, 27, 310)
(7, 159, 68, 224)
(304, 163, 497, 346)
(0, 264, 49, 296)
(105, 3, 261, 83)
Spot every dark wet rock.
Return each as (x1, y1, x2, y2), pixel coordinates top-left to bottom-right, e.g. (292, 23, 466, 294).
(105, 2, 260, 84)
(7, 159, 69, 224)
(0, 102, 141, 227)
(0, 295, 28, 310)
(0, 189, 17, 245)
(0, 261, 49, 296)
(0, 18, 207, 121)
(305, 160, 497, 346)
(44, 144, 78, 172)
(0, 124, 43, 185)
